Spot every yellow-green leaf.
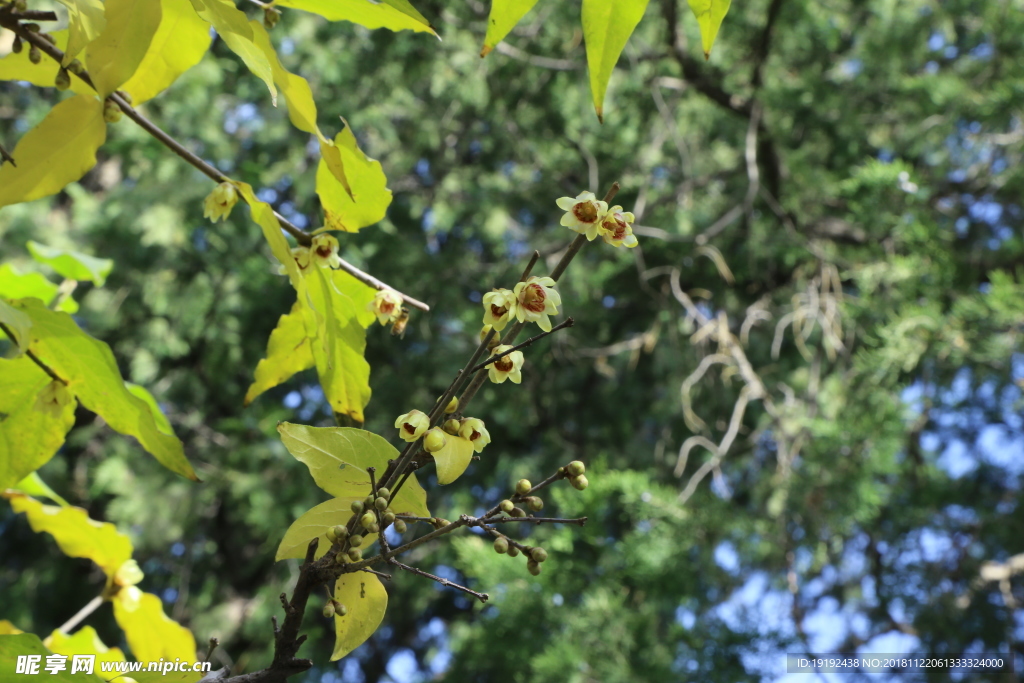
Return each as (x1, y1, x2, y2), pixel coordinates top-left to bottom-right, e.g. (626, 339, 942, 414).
(277, 423, 430, 517)
(125, 382, 174, 436)
(317, 124, 392, 232)
(0, 95, 106, 209)
(120, 0, 212, 105)
(2, 492, 133, 575)
(687, 0, 731, 59)
(10, 472, 70, 507)
(112, 590, 197, 662)
(0, 367, 77, 490)
(0, 298, 32, 354)
(56, 0, 107, 66)
(0, 264, 77, 313)
(236, 183, 302, 292)
(12, 298, 197, 481)
(0, 621, 22, 634)
(26, 240, 113, 286)
(85, 0, 163, 97)
(189, 0, 277, 104)
(44, 627, 127, 682)
(0, 30, 93, 95)
(432, 434, 475, 485)
(0, 356, 49, 415)
(0, 633, 105, 683)
(277, 0, 436, 35)
(331, 572, 387, 661)
(245, 301, 315, 406)
(276, 496, 357, 561)
(581, 0, 649, 121)
(480, 0, 540, 57)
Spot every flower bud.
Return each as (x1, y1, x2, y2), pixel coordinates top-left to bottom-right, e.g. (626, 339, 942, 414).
(568, 461, 586, 477)
(493, 536, 509, 554)
(335, 551, 347, 565)
(336, 603, 348, 616)
(443, 418, 461, 435)
(203, 182, 239, 223)
(348, 548, 362, 562)
(360, 512, 377, 529)
(13, 0, 27, 12)
(525, 496, 544, 512)
(507, 545, 520, 557)
(376, 487, 391, 501)
(326, 526, 339, 543)
(480, 325, 500, 350)
(423, 427, 447, 453)
(366, 522, 380, 534)
(393, 519, 407, 533)
(444, 396, 459, 413)
(349, 534, 364, 547)
(116, 90, 133, 105)
(375, 496, 389, 511)
(511, 507, 527, 518)
(530, 547, 548, 563)
(364, 495, 375, 508)
(351, 500, 364, 515)
(332, 525, 348, 542)
(11, 36, 22, 54)
(25, 23, 40, 33)
(382, 511, 396, 525)
(103, 99, 122, 123)
(499, 499, 514, 513)
(323, 602, 336, 618)
(431, 518, 451, 529)
(263, 6, 282, 29)
(515, 479, 532, 495)
(526, 560, 542, 576)
(67, 59, 85, 76)
(571, 474, 589, 491)
(29, 45, 41, 64)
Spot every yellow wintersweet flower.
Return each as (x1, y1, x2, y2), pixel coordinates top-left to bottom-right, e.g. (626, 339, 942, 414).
(459, 418, 491, 453)
(395, 409, 429, 442)
(113, 559, 144, 587)
(598, 207, 639, 248)
(369, 289, 404, 325)
(311, 234, 342, 269)
(513, 276, 561, 332)
(203, 182, 239, 222)
(487, 345, 524, 384)
(555, 191, 608, 240)
(482, 288, 516, 331)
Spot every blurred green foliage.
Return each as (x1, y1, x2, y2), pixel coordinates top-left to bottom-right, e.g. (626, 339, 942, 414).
(2, 0, 1023, 681)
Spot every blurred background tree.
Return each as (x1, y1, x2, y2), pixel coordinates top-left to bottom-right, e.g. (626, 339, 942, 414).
(2, 0, 1022, 681)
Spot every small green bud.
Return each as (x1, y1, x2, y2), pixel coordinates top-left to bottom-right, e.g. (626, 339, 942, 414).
(444, 396, 459, 413)
(336, 603, 347, 616)
(54, 68, 70, 91)
(348, 548, 362, 562)
(103, 99, 123, 123)
(393, 519, 407, 533)
(571, 474, 589, 491)
(526, 560, 542, 576)
(376, 487, 391, 500)
(323, 602, 335, 618)
(568, 461, 586, 477)
(24, 23, 40, 33)
(515, 479, 532, 495)
(525, 496, 544, 512)
(360, 512, 377, 529)
(499, 499, 515, 513)
(350, 500, 364, 515)
(493, 536, 509, 554)
(335, 551, 347, 565)
(326, 526, 338, 543)
(382, 511, 396, 525)
(507, 545, 520, 557)
(67, 59, 85, 76)
(443, 418, 461, 435)
(11, 36, 22, 54)
(366, 522, 380, 534)
(423, 427, 447, 453)
(333, 525, 349, 540)
(13, 0, 28, 12)
(375, 496, 389, 511)
(511, 507, 527, 518)
(115, 90, 132, 105)
(364, 495, 375, 508)
(349, 534, 364, 547)
(263, 6, 282, 29)
(530, 547, 548, 563)
(29, 45, 41, 64)
(432, 518, 451, 529)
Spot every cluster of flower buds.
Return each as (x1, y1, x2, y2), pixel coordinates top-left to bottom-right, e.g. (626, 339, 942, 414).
(556, 191, 638, 248)
(564, 460, 588, 490)
(491, 532, 549, 576)
(395, 408, 491, 454)
(322, 599, 347, 618)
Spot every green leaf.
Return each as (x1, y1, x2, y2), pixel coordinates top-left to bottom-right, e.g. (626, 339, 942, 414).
(44, 626, 128, 681)
(85, 0, 164, 98)
(245, 301, 315, 406)
(432, 434, 475, 485)
(11, 298, 197, 481)
(0, 30, 93, 95)
(277, 423, 430, 516)
(10, 472, 70, 507)
(0, 633, 106, 683)
(2, 492, 133, 576)
(277, 0, 436, 36)
(276, 496, 357, 560)
(55, 0, 107, 66)
(236, 183, 303, 293)
(331, 572, 388, 661)
(0, 264, 77, 313)
(687, 0, 731, 59)
(0, 298, 32, 354)
(581, 0, 649, 122)
(26, 240, 113, 286)
(480, 0, 541, 57)
(112, 590, 197, 663)
(0, 361, 77, 490)
(189, 0, 278, 104)
(120, 0, 212, 105)
(0, 95, 107, 209)
(124, 382, 174, 436)
(317, 124, 392, 233)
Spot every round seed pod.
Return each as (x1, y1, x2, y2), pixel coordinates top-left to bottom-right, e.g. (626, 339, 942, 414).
(511, 507, 527, 518)
(350, 500, 364, 515)
(515, 479, 532, 495)
(507, 545, 520, 557)
(530, 547, 548, 563)
(526, 560, 541, 576)
(525, 496, 544, 512)
(493, 536, 509, 554)
(499, 499, 514, 513)
(375, 497, 389, 511)
(382, 511, 396, 525)
(571, 474, 589, 491)
(568, 461, 586, 477)
(376, 487, 391, 501)
(348, 548, 362, 562)
(349, 534, 364, 548)
(323, 602, 335, 618)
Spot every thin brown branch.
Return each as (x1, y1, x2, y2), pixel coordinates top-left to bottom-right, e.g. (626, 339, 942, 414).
(480, 516, 588, 526)
(468, 317, 574, 373)
(0, 321, 67, 384)
(388, 558, 489, 603)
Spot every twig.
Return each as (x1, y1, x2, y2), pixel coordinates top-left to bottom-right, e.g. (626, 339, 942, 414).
(57, 595, 103, 634)
(360, 567, 392, 580)
(468, 318, 574, 374)
(389, 558, 489, 603)
(203, 638, 220, 664)
(519, 250, 541, 281)
(0, 321, 67, 384)
(479, 516, 587, 526)
(0, 140, 15, 166)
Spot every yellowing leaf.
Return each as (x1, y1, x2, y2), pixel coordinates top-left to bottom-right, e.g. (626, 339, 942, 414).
(245, 301, 315, 406)
(0, 356, 49, 415)
(10, 472, 70, 507)
(581, 0, 649, 122)
(0, 298, 32, 354)
(0, 369, 77, 490)
(112, 590, 197, 662)
(277, 423, 430, 517)
(0, 620, 22, 634)
(0, 95, 106, 209)
(0, 633, 106, 683)
(3, 493, 133, 575)
(85, 0, 163, 97)
(189, 0, 277, 104)
(0, 264, 77, 313)
(276, 496, 357, 561)
(44, 627, 127, 682)
(125, 382, 174, 436)
(687, 0, 731, 59)
(277, 0, 436, 35)
(480, 0, 540, 57)
(432, 434, 475, 485)
(120, 0, 212, 105)
(56, 0, 107, 66)
(317, 124, 392, 233)
(0, 30, 93, 95)
(236, 183, 303, 292)
(26, 240, 113, 286)
(331, 572, 387, 661)
(12, 298, 196, 481)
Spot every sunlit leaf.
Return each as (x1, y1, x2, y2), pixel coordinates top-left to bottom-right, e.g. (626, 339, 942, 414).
(11, 298, 196, 481)
(236, 183, 302, 293)
(0, 264, 77, 314)
(0, 621, 22, 634)
(0, 30, 93, 95)
(0, 298, 32, 354)
(245, 301, 315, 406)
(2, 493, 133, 576)
(687, 0, 731, 59)
(125, 383, 174, 436)
(26, 240, 113, 286)
(56, 0, 107, 66)
(0, 633, 105, 683)
(120, 0, 212, 105)
(317, 124, 392, 232)
(276, 497, 358, 561)
(189, 0, 277, 104)
(44, 627, 127, 682)
(277, 0, 436, 36)
(331, 572, 387, 661)
(85, 0, 163, 97)
(112, 590, 197, 663)
(432, 434, 475, 485)
(277, 423, 430, 517)
(0, 95, 106, 209)
(10, 472, 70, 507)
(480, 0, 540, 57)
(581, 0, 649, 122)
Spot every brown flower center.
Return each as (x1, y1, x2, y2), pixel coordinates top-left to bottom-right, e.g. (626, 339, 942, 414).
(402, 423, 416, 435)
(316, 245, 333, 259)
(468, 430, 480, 441)
(494, 356, 514, 372)
(380, 301, 395, 315)
(520, 284, 546, 313)
(572, 201, 598, 223)
(490, 303, 507, 318)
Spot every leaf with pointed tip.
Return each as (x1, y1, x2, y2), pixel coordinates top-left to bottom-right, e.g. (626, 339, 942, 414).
(0, 633, 105, 683)
(44, 626, 128, 682)
(11, 472, 69, 507)
(581, 0, 649, 121)
(432, 434, 475, 485)
(236, 183, 303, 294)
(0, 265, 77, 313)
(276, 496, 358, 560)
(55, 0, 107, 66)
(120, 0, 212, 105)
(189, 0, 277, 104)
(687, 0, 731, 59)
(332, 572, 388, 660)
(480, 0, 540, 57)
(26, 240, 113, 286)
(85, 0, 163, 97)
(125, 382, 174, 436)
(277, 0, 436, 35)
(245, 301, 315, 406)
(0, 95, 106, 208)
(112, 590, 197, 663)
(316, 124, 391, 232)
